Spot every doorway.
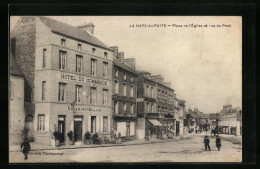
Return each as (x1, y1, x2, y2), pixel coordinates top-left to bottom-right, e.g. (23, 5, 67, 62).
(58, 115, 65, 143)
(176, 121, 180, 136)
(74, 116, 83, 142)
(126, 122, 130, 140)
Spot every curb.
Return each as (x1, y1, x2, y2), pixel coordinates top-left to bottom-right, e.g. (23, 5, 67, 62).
(10, 138, 182, 152)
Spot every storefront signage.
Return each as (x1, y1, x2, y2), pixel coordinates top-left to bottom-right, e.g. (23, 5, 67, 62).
(68, 105, 102, 112)
(60, 73, 109, 86)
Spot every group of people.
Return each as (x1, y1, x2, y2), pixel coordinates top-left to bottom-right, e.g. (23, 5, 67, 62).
(85, 131, 101, 144)
(203, 135, 221, 151)
(110, 128, 122, 144)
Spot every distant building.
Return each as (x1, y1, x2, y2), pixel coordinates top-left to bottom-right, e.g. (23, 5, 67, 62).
(218, 105, 242, 135)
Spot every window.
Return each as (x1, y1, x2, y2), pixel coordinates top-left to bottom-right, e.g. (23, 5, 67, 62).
(147, 102, 150, 112)
(103, 116, 108, 132)
(146, 85, 149, 97)
(151, 103, 154, 113)
(75, 85, 82, 103)
(104, 52, 107, 58)
(91, 58, 97, 76)
(9, 81, 13, 100)
(131, 75, 133, 82)
(78, 44, 82, 51)
(103, 89, 108, 105)
(124, 72, 126, 80)
(91, 116, 96, 133)
(61, 39, 66, 46)
(114, 101, 118, 114)
(151, 87, 153, 98)
(42, 81, 46, 101)
(59, 51, 67, 70)
(92, 48, 96, 53)
(130, 85, 134, 97)
(38, 114, 45, 131)
(115, 80, 119, 94)
(123, 102, 126, 112)
(76, 55, 83, 73)
(58, 83, 66, 101)
(130, 104, 134, 114)
(123, 83, 126, 96)
(90, 87, 97, 104)
(43, 49, 47, 68)
(115, 69, 118, 77)
(103, 62, 108, 78)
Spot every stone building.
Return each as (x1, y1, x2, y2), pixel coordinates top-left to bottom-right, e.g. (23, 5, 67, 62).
(151, 75, 175, 136)
(13, 16, 113, 146)
(218, 105, 242, 136)
(136, 71, 158, 140)
(174, 98, 186, 136)
(111, 46, 138, 141)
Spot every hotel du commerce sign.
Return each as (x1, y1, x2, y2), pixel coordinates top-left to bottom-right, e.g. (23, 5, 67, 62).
(59, 72, 110, 86)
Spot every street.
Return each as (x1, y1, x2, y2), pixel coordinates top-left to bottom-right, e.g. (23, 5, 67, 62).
(9, 134, 242, 163)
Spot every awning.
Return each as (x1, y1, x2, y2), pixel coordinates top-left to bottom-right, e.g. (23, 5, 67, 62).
(148, 119, 163, 126)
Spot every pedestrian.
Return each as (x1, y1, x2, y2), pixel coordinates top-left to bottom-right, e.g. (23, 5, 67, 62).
(203, 135, 211, 151)
(21, 138, 30, 160)
(216, 135, 221, 151)
(85, 131, 91, 144)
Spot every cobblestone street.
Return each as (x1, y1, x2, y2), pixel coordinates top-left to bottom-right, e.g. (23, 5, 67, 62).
(9, 134, 242, 163)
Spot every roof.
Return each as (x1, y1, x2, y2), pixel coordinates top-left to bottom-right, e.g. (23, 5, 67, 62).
(10, 54, 24, 76)
(38, 16, 111, 50)
(113, 58, 139, 75)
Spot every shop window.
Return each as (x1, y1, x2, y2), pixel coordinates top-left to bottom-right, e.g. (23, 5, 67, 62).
(91, 58, 97, 76)
(43, 48, 47, 68)
(38, 114, 45, 131)
(59, 50, 67, 70)
(90, 87, 97, 104)
(103, 89, 108, 105)
(42, 81, 46, 101)
(58, 82, 66, 101)
(103, 62, 108, 78)
(75, 85, 82, 103)
(76, 55, 83, 73)
(103, 116, 108, 132)
(91, 116, 96, 133)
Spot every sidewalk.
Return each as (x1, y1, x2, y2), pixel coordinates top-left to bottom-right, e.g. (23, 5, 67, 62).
(10, 134, 194, 152)
(198, 131, 242, 145)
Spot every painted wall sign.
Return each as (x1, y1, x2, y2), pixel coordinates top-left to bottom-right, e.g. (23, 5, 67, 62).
(68, 105, 102, 112)
(60, 73, 109, 86)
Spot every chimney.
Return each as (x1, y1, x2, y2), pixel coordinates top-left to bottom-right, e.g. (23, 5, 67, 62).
(116, 52, 124, 61)
(123, 58, 136, 69)
(151, 75, 164, 83)
(78, 22, 95, 35)
(110, 46, 118, 56)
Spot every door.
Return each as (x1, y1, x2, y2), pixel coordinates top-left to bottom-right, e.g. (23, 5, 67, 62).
(126, 122, 130, 139)
(176, 121, 180, 136)
(58, 116, 65, 143)
(74, 116, 83, 142)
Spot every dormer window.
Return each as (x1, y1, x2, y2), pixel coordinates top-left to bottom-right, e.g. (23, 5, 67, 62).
(61, 39, 66, 46)
(78, 44, 82, 51)
(104, 52, 107, 58)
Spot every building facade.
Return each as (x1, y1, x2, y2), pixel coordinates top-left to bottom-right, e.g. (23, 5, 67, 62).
(13, 16, 113, 146)
(218, 105, 242, 136)
(111, 47, 138, 141)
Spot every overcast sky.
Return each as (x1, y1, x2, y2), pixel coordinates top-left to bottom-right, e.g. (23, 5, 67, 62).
(10, 16, 242, 114)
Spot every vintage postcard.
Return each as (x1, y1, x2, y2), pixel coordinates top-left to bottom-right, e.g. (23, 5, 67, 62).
(9, 16, 242, 163)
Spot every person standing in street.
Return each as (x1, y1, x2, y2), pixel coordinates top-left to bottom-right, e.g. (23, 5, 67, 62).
(216, 135, 221, 151)
(21, 138, 31, 160)
(203, 135, 211, 151)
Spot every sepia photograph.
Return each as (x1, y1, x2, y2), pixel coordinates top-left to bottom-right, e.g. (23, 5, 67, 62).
(9, 16, 242, 163)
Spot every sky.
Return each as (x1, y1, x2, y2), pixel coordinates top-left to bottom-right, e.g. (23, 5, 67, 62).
(10, 16, 242, 114)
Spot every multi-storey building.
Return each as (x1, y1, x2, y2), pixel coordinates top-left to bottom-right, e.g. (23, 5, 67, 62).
(111, 46, 138, 141)
(174, 98, 186, 136)
(218, 105, 242, 135)
(151, 75, 175, 135)
(13, 16, 113, 146)
(136, 71, 158, 139)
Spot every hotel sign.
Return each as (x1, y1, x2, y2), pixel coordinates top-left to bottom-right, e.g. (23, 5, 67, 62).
(60, 73, 109, 86)
(68, 105, 102, 112)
